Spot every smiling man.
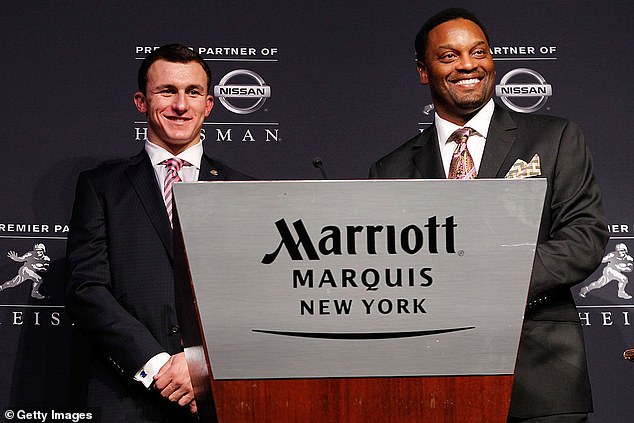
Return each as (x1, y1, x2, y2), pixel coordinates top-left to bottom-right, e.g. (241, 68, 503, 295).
(418, 16, 495, 126)
(370, 8, 608, 423)
(134, 55, 213, 155)
(66, 44, 251, 422)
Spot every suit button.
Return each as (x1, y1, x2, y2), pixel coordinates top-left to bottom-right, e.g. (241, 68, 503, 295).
(170, 325, 180, 334)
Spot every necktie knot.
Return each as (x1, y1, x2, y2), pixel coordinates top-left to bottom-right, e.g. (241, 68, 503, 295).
(161, 158, 189, 176)
(447, 127, 475, 145)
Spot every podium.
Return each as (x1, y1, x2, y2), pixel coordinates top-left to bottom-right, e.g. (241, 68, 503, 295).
(173, 179, 546, 423)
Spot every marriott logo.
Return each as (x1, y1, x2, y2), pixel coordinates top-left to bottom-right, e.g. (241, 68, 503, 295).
(262, 216, 458, 264)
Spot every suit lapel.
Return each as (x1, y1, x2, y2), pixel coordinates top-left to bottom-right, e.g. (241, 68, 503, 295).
(198, 153, 228, 181)
(413, 126, 445, 178)
(478, 106, 518, 178)
(125, 151, 174, 262)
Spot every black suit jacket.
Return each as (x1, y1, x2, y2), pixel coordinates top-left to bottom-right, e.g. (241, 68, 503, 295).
(66, 150, 251, 422)
(370, 105, 609, 418)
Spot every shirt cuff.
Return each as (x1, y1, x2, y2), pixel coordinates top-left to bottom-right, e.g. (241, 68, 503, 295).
(134, 352, 171, 388)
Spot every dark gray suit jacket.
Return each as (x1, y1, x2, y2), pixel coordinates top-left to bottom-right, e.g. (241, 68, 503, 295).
(66, 150, 251, 422)
(370, 105, 609, 418)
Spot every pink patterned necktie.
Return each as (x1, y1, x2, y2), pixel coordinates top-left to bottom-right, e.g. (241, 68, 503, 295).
(161, 158, 190, 226)
(447, 127, 477, 179)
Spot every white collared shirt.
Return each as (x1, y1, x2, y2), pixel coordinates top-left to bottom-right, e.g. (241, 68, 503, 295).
(144, 140, 203, 199)
(435, 99, 495, 177)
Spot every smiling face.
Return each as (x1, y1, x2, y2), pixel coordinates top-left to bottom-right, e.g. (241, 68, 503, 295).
(418, 18, 495, 125)
(134, 59, 213, 155)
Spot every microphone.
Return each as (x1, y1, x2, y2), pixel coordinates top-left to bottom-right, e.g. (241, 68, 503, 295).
(312, 157, 328, 180)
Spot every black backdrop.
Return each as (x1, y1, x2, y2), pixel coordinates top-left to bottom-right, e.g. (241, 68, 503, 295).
(1, 1, 633, 421)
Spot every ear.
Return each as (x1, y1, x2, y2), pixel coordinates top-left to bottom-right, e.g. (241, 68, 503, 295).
(133, 92, 147, 113)
(417, 61, 430, 85)
(204, 95, 214, 117)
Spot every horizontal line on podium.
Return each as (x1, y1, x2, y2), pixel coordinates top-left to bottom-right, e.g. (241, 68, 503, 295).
(252, 327, 475, 340)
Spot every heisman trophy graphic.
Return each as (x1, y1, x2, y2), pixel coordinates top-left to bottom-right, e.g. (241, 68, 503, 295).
(0, 243, 50, 299)
(579, 243, 633, 300)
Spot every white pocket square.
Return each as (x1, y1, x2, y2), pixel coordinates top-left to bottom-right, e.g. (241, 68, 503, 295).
(505, 154, 541, 179)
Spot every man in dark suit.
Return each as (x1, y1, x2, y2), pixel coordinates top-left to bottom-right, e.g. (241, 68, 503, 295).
(370, 9, 609, 423)
(66, 44, 250, 422)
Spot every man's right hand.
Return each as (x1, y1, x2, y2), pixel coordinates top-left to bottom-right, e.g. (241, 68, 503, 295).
(153, 352, 196, 410)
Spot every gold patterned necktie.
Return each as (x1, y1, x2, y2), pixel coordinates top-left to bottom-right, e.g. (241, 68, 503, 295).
(447, 127, 477, 179)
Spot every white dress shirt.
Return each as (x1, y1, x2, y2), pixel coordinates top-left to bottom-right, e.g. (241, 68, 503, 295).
(144, 139, 203, 191)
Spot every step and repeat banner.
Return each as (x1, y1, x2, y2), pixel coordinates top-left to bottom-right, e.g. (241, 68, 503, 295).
(1, 1, 632, 422)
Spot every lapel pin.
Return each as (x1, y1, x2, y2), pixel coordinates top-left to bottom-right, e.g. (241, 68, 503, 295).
(210, 169, 219, 176)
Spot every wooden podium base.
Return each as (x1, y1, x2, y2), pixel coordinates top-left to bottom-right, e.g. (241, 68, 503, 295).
(207, 375, 513, 423)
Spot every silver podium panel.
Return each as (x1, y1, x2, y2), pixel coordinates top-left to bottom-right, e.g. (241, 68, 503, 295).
(174, 179, 546, 379)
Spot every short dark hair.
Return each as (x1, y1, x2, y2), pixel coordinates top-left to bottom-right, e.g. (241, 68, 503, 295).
(137, 44, 212, 94)
(414, 8, 490, 62)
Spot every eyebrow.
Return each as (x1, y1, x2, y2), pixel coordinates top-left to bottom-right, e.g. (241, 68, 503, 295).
(152, 83, 206, 91)
(435, 40, 488, 51)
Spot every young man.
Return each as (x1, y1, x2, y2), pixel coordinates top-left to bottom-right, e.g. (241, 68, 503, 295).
(66, 44, 251, 422)
(370, 9, 608, 422)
